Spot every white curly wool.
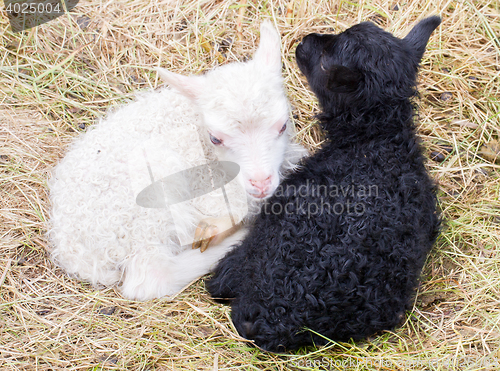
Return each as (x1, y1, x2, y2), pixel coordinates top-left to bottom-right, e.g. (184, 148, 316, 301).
(48, 21, 306, 301)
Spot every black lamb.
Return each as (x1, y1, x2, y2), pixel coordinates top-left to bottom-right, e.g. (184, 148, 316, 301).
(208, 16, 442, 352)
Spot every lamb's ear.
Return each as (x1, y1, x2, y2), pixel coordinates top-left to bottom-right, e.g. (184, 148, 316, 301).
(327, 65, 362, 93)
(404, 16, 441, 62)
(156, 67, 205, 101)
(253, 21, 282, 71)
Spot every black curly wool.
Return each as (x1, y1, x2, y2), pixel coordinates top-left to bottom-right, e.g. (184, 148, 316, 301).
(208, 16, 442, 352)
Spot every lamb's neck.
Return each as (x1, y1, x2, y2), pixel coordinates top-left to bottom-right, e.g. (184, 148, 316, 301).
(320, 100, 416, 145)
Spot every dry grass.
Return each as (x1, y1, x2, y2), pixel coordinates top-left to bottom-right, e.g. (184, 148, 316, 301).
(1, 0, 499, 369)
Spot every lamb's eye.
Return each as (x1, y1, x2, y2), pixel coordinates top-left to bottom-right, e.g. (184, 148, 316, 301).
(279, 122, 287, 136)
(209, 133, 223, 146)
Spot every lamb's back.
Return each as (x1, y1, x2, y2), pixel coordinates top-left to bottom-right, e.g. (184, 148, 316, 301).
(224, 134, 439, 349)
(48, 89, 211, 285)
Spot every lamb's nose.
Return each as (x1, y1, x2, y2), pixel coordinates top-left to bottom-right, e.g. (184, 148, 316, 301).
(249, 176, 272, 192)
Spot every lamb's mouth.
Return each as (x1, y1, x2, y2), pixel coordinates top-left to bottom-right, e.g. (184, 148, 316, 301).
(250, 192, 270, 199)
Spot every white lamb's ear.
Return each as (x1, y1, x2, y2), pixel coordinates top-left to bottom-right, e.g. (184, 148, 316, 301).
(253, 20, 282, 71)
(156, 67, 205, 100)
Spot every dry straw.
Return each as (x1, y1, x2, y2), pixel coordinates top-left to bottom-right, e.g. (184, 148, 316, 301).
(1, 0, 499, 369)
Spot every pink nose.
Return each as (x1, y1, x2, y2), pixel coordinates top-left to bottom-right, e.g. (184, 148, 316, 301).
(249, 176, 272, 193)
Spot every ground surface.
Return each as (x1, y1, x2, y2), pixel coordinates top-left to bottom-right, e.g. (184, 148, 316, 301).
(0, 0, 499, 370)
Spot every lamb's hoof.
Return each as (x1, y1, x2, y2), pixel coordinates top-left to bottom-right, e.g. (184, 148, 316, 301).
(192, 220, 219, 252)
(192, 216, 235, 252)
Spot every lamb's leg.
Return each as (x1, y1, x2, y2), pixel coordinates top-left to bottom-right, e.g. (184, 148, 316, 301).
(120, 228, 247, 301)
(192, 216, 241, 252)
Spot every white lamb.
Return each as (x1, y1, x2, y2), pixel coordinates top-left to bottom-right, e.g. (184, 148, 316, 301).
(48, 21, 306, 301)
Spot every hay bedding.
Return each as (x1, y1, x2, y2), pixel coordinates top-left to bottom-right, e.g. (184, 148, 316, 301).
(0, 0, 499, 369)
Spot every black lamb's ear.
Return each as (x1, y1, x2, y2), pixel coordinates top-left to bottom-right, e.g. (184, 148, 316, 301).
(404, 16, 441, 62)
(327, 65, 363, 93)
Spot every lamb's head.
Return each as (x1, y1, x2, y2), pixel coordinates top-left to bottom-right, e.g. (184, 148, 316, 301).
(295, 17, 441, 110)
(157, 21, 291, 199)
